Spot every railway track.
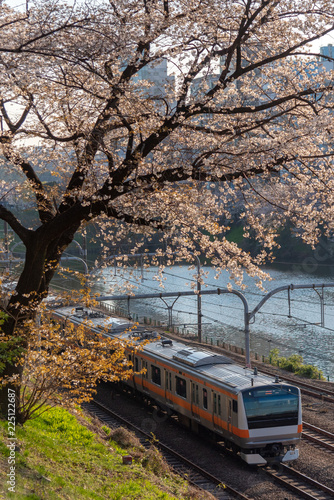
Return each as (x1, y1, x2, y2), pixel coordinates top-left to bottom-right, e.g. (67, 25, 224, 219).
(224, 357, 334, 404)
(276, 377, 334, 404)
(84, 399, 251, 500)
(302, 422, 334, 454)
(87, 385, 334, 500)
(264, 463, 334, 500)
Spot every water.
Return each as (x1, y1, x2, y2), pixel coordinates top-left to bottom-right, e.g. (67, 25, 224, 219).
(91, 265, 334, 381)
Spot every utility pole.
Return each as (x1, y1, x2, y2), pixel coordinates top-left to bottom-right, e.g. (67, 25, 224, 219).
(95, 281, 334, 368)
(103, 252, 203, 341)
(96, 288, 251, 365)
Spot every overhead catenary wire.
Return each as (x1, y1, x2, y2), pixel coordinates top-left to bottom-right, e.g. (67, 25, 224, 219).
(138, 267, 334, 309)
(88, 264, 334, 372)
(105, 267, 334, 326)
(50, 268, 334, 368)
(68, 265, 334, 333)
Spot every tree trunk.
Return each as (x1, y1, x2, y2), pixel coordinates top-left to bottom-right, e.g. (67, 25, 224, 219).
(0, 229, 69, 420)
(0, 213, 82, 421)
(0, 337, 26, 424)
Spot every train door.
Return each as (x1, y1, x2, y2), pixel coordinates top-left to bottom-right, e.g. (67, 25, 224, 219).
(164, 370, 173, 407)
(133, 355, 139, 392)
(227, 399, 233, 435)
(142, 360, 149, 393)
(191, 382, 200, 420)
(213, 392, 222, 431)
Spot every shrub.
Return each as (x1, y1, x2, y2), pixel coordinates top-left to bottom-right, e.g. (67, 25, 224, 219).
(279, 354, 303, 372)
(141, 446, 170, 476)
(296, 364, 325, 380)
(109, 427, 143, 451)
(102, 425, 111, 435)
(268, 349, 325, 380)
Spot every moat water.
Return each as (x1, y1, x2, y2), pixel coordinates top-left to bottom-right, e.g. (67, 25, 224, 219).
(89, 263, 334, 381)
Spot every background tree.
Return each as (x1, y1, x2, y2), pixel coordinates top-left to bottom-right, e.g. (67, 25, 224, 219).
(1, 0, 334, 418)
(3, 306, 143, 424)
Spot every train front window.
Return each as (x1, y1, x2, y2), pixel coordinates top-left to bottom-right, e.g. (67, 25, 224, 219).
(242, 385, 299, 429)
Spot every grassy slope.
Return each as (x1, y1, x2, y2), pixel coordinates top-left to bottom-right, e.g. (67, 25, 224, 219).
(0, 406, 208, 500)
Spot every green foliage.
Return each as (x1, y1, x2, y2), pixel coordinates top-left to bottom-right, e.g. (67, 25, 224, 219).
(0, 311, 7, 326)
(268, 348, 280, 365)
(102, 425, 111, 436)
(0, 334, 25, 374)
(268, 349, 325, 380)
(226, 224, 244, 245)
(296, 364, 325, 379)
(279, 354, 303, 372)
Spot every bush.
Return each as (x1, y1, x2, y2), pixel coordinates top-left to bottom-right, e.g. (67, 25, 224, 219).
(269, 348, 280, 365)
(141, 446, 170, 476)
(279, 354, 303, 372)
(268, 349, 325, 380)
(296, 364, 325, 380)
(109, 427, 144, 451)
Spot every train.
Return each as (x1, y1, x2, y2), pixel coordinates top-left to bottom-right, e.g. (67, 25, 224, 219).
(48, 303, 302, 465)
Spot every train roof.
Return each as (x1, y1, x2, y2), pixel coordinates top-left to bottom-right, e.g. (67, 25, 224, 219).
(141, 335, 277, 392)
(49, 304, 290, 393)
(49, 305, 132, 332)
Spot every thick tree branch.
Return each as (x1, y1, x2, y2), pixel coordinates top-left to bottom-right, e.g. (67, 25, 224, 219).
(0, 143, 55, 224)
(0, 205, 32, 245)
(105, 205, 165, 230)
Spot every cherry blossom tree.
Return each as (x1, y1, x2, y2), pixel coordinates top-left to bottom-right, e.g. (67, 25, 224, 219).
(1, 0, 334, 418)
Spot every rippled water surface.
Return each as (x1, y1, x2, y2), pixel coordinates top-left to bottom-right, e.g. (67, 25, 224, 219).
(92, 265, 334, 381)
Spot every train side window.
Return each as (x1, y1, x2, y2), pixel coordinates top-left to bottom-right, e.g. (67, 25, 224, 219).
(233, 400, 238, 413)
(135, 357, 139, 372)
(203, 388, 208, 409)
(195, 385, 199, 405)
(175, 376, 187, 398)
(218, 395, 221, 415)
(151, 366, 161, 386)
(213, 393, 217, 413)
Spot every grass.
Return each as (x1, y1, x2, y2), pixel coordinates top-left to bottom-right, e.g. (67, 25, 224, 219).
(0, 406, 210, 500)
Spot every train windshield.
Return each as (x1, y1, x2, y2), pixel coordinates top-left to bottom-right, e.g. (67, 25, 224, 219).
(242, 385, 299, 429)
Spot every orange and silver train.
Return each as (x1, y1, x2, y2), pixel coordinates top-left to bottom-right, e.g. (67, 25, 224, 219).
(49, 304, 302, 465)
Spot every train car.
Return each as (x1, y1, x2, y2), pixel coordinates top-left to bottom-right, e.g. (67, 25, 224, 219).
(48, 304, 302, 465)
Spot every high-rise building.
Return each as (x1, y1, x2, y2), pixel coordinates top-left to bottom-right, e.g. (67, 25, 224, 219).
(319, 44, 334, 71)
(136, 59, 175, 111)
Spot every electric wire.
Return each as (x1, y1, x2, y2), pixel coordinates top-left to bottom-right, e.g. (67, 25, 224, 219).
(107, 268, 334, 328)
(94, 266, 334, 372)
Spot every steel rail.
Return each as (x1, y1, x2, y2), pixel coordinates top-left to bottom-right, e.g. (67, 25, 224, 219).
(264, 463, 334, 499)
(86, 399, 252, 500)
